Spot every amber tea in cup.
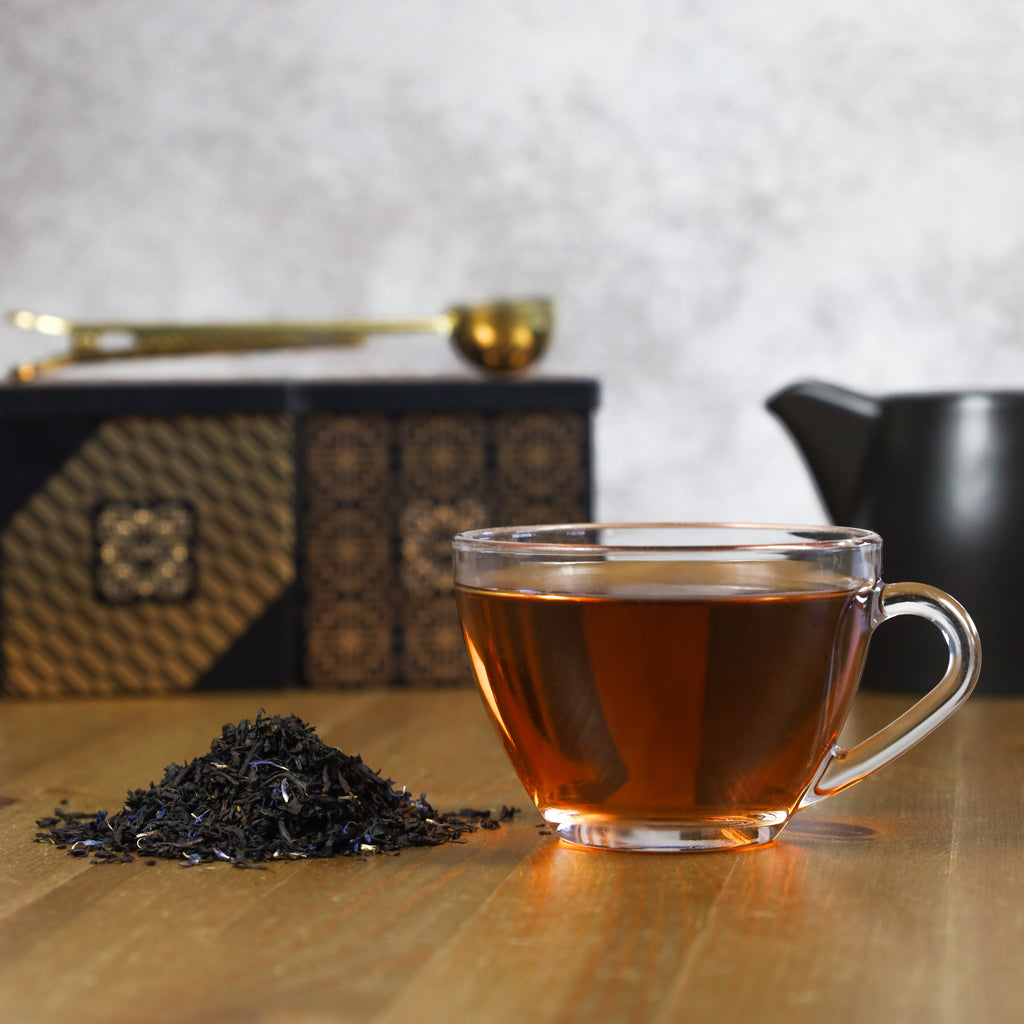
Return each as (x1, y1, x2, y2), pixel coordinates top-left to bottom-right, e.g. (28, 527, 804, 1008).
(453, 524, 981, 851)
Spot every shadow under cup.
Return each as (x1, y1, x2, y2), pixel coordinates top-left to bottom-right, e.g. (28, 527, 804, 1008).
(453, 524, 981, 852)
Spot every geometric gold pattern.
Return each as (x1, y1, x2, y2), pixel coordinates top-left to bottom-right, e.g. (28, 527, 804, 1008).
(301, 409, 591, 690)
(302, 414, 398, 690)
(493, 411, 589, 524)
(93, 500, 198, 604)
(400, 498, 488, 594)
(0, 415, 295, 697)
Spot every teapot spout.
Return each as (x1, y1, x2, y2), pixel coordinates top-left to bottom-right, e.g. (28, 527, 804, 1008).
(766, 380, 881, 524)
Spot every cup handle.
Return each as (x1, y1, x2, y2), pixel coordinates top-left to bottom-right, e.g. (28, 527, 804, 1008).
(798, 581, 982, 809)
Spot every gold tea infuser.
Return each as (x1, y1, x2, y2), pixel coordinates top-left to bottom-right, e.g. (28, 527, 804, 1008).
(6, 297, 553, 383)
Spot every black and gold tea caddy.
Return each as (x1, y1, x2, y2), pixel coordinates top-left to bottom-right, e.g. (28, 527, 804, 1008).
(0, 377, 597, 697)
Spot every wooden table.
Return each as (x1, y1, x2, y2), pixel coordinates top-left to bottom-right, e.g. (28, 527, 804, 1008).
(1, 690, 1022, 1024)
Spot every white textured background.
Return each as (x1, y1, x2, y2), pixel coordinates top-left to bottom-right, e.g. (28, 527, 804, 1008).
(3, 0, 1024, 523)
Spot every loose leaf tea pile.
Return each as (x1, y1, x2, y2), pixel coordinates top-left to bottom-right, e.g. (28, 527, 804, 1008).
(36, 711, 513, 868)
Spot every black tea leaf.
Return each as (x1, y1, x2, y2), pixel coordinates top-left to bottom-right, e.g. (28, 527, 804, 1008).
(35, 710, 513, 867)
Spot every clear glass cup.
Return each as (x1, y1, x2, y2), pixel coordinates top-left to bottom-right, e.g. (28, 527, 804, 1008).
(453, 523, 981, 852)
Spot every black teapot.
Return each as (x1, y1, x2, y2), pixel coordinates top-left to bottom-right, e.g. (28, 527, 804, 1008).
(767, 380, 1024, 694)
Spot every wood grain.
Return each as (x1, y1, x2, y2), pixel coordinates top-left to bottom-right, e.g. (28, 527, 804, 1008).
(1, 691, 1021, 1024)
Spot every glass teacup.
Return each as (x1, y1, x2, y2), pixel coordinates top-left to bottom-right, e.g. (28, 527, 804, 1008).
(454, 523, 981, 852)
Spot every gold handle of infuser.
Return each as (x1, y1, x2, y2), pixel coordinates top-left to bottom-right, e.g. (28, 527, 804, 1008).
(7, 297, 552, 383)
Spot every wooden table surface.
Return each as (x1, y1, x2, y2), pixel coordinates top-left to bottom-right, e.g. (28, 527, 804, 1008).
(1, 689, 1022, 1024)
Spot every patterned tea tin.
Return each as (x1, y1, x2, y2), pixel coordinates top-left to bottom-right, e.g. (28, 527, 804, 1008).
(0, 379, 597, 696)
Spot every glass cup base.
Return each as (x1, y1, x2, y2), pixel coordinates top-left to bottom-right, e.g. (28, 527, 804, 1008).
(550, 816, 788, 852)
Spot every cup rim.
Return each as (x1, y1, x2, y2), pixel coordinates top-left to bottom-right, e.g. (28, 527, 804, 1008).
(452, 522, 882, 555)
